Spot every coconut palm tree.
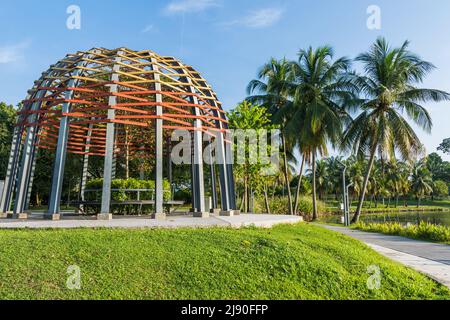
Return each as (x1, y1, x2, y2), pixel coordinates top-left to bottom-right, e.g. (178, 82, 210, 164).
(292, 141, 312, 215)
(345, 156, 364, 206)
(343, 37, 450, 223)
(247, 58, 296, 214)
(307, 159, 329, 200)
(282, 46, 355, 220)
(325, 156, 344, 200)
(411, 160, 433, 207)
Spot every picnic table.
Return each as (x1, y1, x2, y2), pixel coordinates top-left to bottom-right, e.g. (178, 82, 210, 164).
(72, 189, 185, 215)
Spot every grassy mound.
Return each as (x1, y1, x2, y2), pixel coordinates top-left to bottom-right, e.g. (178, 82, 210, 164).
(0, 223, 448, 300)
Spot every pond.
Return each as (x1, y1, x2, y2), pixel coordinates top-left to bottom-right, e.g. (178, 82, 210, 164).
(322, 211, 450, 227)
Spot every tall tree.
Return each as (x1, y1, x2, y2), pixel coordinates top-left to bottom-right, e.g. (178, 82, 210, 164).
(411, 160, 434, 207)
(247, 58, 296, 214)
(343, 37, 450, 223)
(228, 101, 276, 213)
(0, 102, 17, 179)
(438, 138, 450, 155)
(283, 46, 355, 220)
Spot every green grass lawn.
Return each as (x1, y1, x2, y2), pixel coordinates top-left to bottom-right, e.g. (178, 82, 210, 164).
(0, 223, 448, 300)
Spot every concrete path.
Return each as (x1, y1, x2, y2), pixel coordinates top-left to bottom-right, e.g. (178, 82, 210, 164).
(322, 225, 450, 288)
(0, 214, 302, 229)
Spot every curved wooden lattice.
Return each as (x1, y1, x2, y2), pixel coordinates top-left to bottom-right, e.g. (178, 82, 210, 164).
(0, 47, 236, 218)
(17, 47, 229, 158)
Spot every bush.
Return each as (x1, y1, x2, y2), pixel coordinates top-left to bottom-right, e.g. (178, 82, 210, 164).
(254, 196, 328, 219)
(84, 178, 171, 215)
(354, 221, 450, 244)
(433, 180, 449, 198)
(174, 188, 191, 203)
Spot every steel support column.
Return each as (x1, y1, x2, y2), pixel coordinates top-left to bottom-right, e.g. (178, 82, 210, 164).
(0, 126, 22, 215)
(78, 121, 94, 212)
(209, 144, 218, 210)
(150, 57, 164, 219)
(225, 138, 237, 210)
(47, 62, 87, 219)
(14, 72, 56, 218)
(99, 54, 122, 219)
(188, 86, 206, 216)
(189, 73, 230, 213)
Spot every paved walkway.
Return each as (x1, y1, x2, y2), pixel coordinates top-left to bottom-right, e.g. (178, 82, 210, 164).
(321, 225, 450, 288)
(0, 214, 302, 229)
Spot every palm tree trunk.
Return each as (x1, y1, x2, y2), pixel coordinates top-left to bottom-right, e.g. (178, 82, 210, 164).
(293, 157, 305, 215)
(263, 183, 271, 214)
(125, 128, 130, 179)
(352, 144, 377, 223)
(281, 134, 293, 215)
(312, 152, 318, 221)
(243, 174, 248, 213)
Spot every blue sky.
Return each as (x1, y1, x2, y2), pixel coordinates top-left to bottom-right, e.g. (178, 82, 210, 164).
(1, 0, 450, 160)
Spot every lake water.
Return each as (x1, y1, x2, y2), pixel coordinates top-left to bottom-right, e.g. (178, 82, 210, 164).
(323, 211, 450, 227)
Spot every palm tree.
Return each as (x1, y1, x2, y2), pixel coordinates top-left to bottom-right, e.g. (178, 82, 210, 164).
(282, 46, 355, 220)
(411, 160, 433, 207)
(343, 37, 450, 223)
(292, 150, 306, 215)
(385, 160, 402, 207)
(345, 156, 364, 207)
(247, 58, 295, 214)
(325, 156, 344, 200)
(307, 159, 329, 200)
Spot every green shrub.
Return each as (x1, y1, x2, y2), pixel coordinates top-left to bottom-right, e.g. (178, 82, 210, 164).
(174, 188, 191, 203)
(84, 178, 171, 215)
(354, 221, 450, 244)
(254, 196, 328, 218)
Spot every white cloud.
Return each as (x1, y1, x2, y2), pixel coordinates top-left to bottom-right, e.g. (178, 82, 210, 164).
(141, 24, 157, 33)
(220, 8, 284, 29)
(165, 0, 219, 14)
(0, 41, 31, 64)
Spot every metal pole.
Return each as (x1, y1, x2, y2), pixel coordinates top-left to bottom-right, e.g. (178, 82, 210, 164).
(338, 160, 347, 226)
(178, 67, 231, 215)
(225, 139, 237, 211)
(209, 144, 218, 210)
(167, 136, 173, 200)
(3, 72, 49, 216)
(150, 57, 165, 219)
(187, 84, 206, 216)
(0, 126, 22, 215)
(79, 121, 94, 213)
(346, 183, 354, 227)
(204, 91, 230, 213)
(190, 131, 197, 212)
(99, 53, 122, 219)
(47, 59, 89, 219)
(16, 78, 57, 218)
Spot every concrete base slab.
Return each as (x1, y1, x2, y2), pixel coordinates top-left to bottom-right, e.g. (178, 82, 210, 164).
(193, 212, 210, 218)
(210, 209, 221, 215)
(151, 212, 166, 220)
(44, 214, 60, 221)
(97, 213, 113, 221)
(0, 212, 8, 218)
(233, 210, 241, 216)
(0, 213, 303, 230)
(220, 210, 234, 217)
(8, 213, 28, 219)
